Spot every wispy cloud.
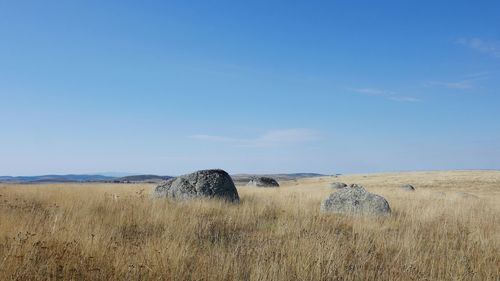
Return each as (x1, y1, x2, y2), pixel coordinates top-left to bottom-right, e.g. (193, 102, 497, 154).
(190, 135, 238, 142)
(428, 80, 474, 90)
(457, 38, 500, 58)
(427, 72, 488, 90)
(191, 129, 321, 147)
(351, 88, 392, 96)
(349, 88, 421, 103)
(388, 96, 421, 102)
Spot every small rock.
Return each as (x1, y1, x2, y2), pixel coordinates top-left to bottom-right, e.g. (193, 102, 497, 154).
(247, 177, 279, 187)
(401, 184, 415, 191)
(330, 182, 347, 189)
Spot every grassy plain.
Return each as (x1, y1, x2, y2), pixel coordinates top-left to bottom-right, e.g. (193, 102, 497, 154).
(0, 170, 499, 280)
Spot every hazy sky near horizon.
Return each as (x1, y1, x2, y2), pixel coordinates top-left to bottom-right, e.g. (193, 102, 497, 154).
(1, 1, 499, 176)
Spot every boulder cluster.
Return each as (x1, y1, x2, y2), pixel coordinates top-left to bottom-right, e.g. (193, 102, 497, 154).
(153, 169, 398, 217)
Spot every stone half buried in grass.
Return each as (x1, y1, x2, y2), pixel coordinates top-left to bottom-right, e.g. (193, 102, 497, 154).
(246, 177, 280, 187)
(400, 184, 416, 191)
(320, 184, 391, 216)
(330, 182, 347, 189)
(153, 169, 239, 202)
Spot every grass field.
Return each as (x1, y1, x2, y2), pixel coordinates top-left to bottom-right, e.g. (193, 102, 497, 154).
(0, 170, 499, 280)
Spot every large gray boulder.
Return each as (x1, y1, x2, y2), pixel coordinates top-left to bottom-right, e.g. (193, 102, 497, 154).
(321, 184, 391, 216)
(400, 184, 415, 191)
(246, 177, 279, 187)
(153, 169, 239, 202)
(330, 182, 347, 189)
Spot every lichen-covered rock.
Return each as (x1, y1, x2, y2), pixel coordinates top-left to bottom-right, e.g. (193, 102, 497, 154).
(246, 177, 279, 187)
(320, 184, 391, 216)
(330, 182, 347, 189)
(153, 169, 239, 202)
(401, 184, 415, 191)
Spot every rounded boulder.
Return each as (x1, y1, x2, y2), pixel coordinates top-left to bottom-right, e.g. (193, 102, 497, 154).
(321, 184, 391, 216)
(153, 169, 239, 202)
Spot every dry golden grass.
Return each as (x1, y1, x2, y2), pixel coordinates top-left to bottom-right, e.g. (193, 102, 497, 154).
(0, 170, 499, 280)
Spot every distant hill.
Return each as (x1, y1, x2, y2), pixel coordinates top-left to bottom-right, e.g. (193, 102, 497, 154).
(231, 173, 325, 185)
(113, 175, 172, 183)
(0, 174, 115, 183)
(0, 173, 324, 184)
(277, 173, 326, 178)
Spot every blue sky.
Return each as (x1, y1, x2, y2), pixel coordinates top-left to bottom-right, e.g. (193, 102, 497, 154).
(1, 1, 499, 176)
